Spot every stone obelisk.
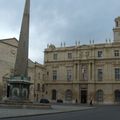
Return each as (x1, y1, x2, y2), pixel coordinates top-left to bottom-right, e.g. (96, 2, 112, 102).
(14, 0, 30, 77)
(8, 0, 31, 100)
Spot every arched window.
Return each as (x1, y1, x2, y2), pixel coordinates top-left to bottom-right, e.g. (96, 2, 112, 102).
(96, 90, 104, 102)
(52, 89, 57, 100)
(114, 90, 120, 102)
(65, 89, 72, 101)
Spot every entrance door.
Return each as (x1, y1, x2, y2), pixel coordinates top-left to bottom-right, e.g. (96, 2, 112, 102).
(81, 90, 87, 103)
(115, 90, 120, 103)
(7, 85, 10, 97)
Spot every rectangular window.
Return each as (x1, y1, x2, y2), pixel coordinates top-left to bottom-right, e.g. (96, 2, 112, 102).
(98, 51, 103, 58)
(42, 84, 45, 92)
(67, 70, 72, 81)
(53, 70, 57, 80)
(38, 73, 40, 79)
(97, 69, 103, 81)
(82, 65, 88, 80)
(114, 50, 119, 57)
(47, 72, 49, 76)
(115, 68, 120, 80)
(53, 53, 58, 60)
(37, 83, 40, 91)
(68, 53, 72, 59)
(43, 74, 45, 81)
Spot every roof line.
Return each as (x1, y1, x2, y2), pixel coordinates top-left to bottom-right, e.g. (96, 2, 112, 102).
(0, 38, 18, 48)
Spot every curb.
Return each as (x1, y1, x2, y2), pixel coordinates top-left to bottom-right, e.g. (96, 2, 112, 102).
(0, 107, 96, 119)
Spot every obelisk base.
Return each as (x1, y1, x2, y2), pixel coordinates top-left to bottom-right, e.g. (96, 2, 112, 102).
(7, 76, 31, 101)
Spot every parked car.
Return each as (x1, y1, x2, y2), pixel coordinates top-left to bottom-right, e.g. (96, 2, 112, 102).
(40, 99, 49, 103)
(57, 99, 63, 103)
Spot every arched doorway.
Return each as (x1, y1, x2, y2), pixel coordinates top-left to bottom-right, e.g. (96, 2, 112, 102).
(114, 90, 120, 103)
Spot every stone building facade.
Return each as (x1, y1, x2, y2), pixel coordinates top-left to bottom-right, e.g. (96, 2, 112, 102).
(0, 38, 45, 101)
(1, 17, 120, 104)
(44, 16, 120, 104)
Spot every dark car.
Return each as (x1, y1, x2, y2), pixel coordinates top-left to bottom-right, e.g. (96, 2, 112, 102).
(57, 99, 63, 103)
(40, 99, 49, 103)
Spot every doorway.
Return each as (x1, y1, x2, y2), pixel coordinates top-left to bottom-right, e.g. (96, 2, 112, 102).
(81, 90, 87, 103)
(7, 85, 10, 97)
(52, 89, 57, 100)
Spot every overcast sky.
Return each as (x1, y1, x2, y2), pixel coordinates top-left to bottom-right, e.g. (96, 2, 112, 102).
(0, 0, 120, 63)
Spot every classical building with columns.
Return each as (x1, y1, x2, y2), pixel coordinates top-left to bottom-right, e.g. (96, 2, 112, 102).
(43, 16, 120, 104)
(0, 17, 120, 104)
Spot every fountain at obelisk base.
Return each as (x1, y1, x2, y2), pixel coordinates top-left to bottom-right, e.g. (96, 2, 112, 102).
(7, 0, 31, 101)
(0, 0, 51, 108)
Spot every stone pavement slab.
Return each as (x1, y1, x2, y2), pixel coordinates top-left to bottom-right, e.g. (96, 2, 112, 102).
(0, 105, 95, 119)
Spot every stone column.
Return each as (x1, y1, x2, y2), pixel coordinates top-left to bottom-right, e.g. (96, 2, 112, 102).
(89, 62, 92, 82)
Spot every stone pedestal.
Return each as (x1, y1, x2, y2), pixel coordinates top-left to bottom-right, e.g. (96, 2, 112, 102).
(7, 76, 31, 100)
